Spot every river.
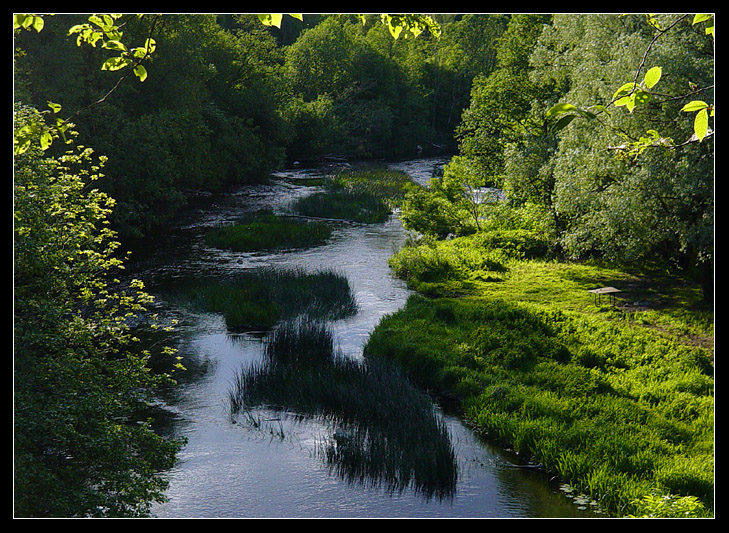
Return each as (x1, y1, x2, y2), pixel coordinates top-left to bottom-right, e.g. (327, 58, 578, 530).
(129, 157, 598, 518)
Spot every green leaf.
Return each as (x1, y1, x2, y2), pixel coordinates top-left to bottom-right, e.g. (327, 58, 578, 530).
(613, 82, 636, 100)
(14, 124, 35, 154)
(694, 108, 709, 141)
(633, 89, 650, 107)
(692, 14, 715, 37)
(551, 114, 577, 133)
(14, 14, 44, 32)
(643, 67, 662, 89)
(681, 100, 709, 113)
(101, 56, 131, 71)
(387, 21, 404, 39)
(615, 94, 634, 110)
(133, 65, 148, 82)
(692, 14, 712, 24)
(40, 131, 53, 150)
(546, 103, 579, 118)
(102, 40, 127, 52)
(616, 90, 650, 113)
(258, 14, 283, 28)
(31, 15, 44, 32)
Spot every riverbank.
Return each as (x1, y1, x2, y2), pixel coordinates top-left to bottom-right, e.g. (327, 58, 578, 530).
(364, 234, 714, 517)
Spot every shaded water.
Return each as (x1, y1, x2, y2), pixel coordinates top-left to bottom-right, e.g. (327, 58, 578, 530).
(132, 158, 598, 518)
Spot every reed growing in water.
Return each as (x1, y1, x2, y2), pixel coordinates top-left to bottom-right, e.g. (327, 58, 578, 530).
(204, 210, 332, 252)
(162, 267, 357, 331)
(293, 167, 414, 224)
(228, 317, 458, 499)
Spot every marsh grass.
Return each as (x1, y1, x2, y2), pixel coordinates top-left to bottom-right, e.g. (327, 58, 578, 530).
(229, 318, 458, 499)
(293, 167, 414, 223)
(163, 267, 357, 331)
(204, 210, 332, 252)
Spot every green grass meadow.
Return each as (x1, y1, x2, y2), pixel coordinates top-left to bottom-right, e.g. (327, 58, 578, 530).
(366, 231, 714, 517)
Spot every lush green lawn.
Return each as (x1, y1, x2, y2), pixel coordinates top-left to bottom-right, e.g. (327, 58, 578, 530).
(366, 232, 714, 517)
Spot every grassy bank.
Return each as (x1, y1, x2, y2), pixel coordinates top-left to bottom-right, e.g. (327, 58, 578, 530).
(293, 167, 414, 223)
(365, 231, 714, 517)
(205, 210, 332, 252)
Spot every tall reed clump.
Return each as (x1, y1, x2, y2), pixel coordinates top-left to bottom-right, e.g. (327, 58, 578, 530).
(228, 317, 458, 499)
(162, 267, 358, 331)
(204, 210, 332, 252)
(293, 167, 414, 224)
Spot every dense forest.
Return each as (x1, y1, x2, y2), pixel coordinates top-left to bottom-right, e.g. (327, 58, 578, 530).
(15, 14, 504, 238)
(14, 14, 713, 518)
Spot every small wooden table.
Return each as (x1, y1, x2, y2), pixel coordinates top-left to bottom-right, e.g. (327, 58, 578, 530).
(588, 286, 622, 306)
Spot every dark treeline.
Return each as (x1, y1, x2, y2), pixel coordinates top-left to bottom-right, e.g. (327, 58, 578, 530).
(14, 13, 508, 239)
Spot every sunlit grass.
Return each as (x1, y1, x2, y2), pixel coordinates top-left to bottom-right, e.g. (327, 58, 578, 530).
(369, 229, 714, 517)
(389, 233, 713, 341)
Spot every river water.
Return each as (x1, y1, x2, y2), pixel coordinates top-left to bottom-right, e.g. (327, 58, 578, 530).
(131, 157, 598, 518)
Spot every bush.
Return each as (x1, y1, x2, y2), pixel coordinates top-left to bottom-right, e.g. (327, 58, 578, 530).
(14, 113, 182, 517)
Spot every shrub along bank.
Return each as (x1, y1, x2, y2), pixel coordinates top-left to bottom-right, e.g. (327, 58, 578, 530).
(365, 231, 714, 518)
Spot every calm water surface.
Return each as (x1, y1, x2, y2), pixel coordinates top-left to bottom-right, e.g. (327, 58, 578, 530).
(131, 158, 598, 518)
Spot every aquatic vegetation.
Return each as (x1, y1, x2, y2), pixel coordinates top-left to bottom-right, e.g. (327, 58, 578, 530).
(204, 210, 332, 252)
(229, 318, 458, 499)
(162, 267, 357, 331)
(293, 167, 414, 223)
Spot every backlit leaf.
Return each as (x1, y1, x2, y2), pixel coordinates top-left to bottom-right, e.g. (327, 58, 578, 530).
(694, 108, 709, 141)
(643, 67, 662, 89)
(681, 101, 709, 113)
